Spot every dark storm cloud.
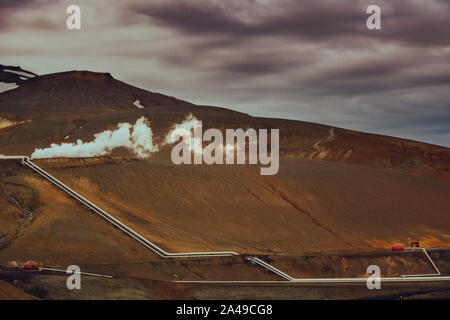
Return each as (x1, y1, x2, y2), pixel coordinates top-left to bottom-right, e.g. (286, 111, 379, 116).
(128, 0, 361, 40)
(0, 0, 58, 30)
(129, 0, 450, 46)
(223, 60, 292, 75)
(325, 59, 414, 80)
(160, 49, 309, 76)
(306, 69, 450, 96)
(0, 0, 32, 28)
(131, 1, 248, 35)
(0, 0, 34, 9)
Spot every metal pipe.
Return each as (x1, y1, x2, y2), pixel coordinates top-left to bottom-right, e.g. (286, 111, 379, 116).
(14, 157, 238, 259)
(247, 257, 294, 281)
(2, 156, 449, 284)
(39, 267, 113, 278)
(175, 275, 450, 284)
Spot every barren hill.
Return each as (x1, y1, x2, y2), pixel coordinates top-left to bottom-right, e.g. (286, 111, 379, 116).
(0, 70, 191, 116)
(0, 70, 448, 181)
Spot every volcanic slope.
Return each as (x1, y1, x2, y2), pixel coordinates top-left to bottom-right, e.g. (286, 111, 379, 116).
(0, 70, 448, 181)
(37, 156, 450, 255)
(0, 160, 279, 282)
(0, 69, 449, 257)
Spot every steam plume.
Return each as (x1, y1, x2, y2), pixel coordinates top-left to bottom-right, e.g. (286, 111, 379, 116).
(31, 117, 158, 159)
(165, 113, 196, 144)
(165, 113, 206, 154)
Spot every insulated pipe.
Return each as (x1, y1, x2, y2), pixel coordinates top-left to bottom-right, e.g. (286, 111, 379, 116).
(11, 157, 238, 259)
(2, 156, 449, 284)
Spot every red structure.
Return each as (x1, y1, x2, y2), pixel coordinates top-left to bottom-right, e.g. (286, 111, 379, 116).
(392, 243, 405, 251)
(411, 241, 420, 248)
(23, 261, 39, 271)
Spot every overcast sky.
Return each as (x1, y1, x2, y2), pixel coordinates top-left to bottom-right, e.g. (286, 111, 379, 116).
(1, 0, 449, 146)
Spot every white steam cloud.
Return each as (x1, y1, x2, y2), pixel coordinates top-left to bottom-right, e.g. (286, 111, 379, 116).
(165, 113, 196, 144)
(165, 113, 202, 152)
(31, 117, 158, 159)
(165, 113, 237, 156)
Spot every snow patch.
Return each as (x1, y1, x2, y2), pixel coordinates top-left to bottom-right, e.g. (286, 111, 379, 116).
(0, 82, 19, 93)
(0, 117, 31, 129)
(133, 99, 145, 109)
(0, 117, 16, 129)
(3, 69, 36, 78)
